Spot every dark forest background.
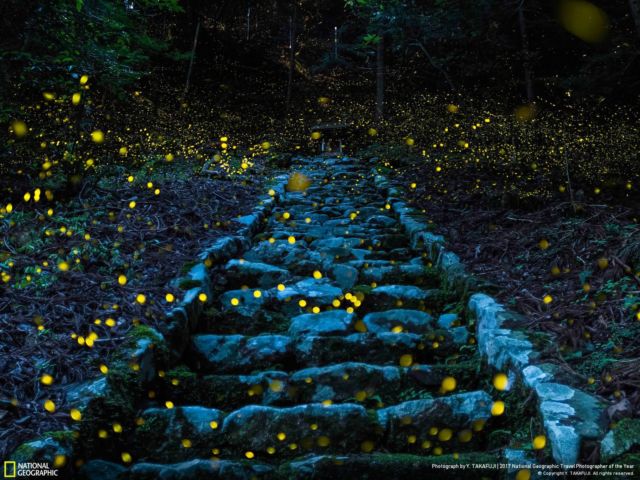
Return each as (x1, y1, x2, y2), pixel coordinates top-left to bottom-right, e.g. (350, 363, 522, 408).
(3, 0, 640, 461)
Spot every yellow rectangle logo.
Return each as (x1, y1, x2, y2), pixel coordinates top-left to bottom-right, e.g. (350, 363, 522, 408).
(4, 461, 17, 478)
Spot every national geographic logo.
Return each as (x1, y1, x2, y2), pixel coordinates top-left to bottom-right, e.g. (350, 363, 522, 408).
(3, 461, 16, 478)
(3, 461, 59, 477)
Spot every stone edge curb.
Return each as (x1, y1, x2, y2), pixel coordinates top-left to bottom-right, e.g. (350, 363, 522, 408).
(9, 172, 291, 467)
(373, 169, 609, 466)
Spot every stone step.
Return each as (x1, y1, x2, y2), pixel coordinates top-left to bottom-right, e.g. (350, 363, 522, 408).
(262, 225, 403, 242)
(358, 285, 452, 312)
(361, 309, 433, 334)
(157, 361, 481, 410)
(211, 279, 344, 321)
(276, 452, 502, 480)
(294, 332, 457, 367)
(222, 259, 291, 289)
(131, 391, 493, 462)
(97, 454, 507, 480)
(190, 334, 296, 373)
(361, 248, 419, 262)
(189, 331, 458, 374)
(125, 459, 271, 480)
(358, 264, 438, 286)
(202, 287, 456, 337)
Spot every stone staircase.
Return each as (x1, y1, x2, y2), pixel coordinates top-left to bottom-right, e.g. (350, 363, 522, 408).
(73, 156, 540, 479)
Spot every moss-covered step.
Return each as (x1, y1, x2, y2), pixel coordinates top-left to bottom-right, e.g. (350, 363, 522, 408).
(189, 329, 459, 374)
(155, 361, 483, 410)
(358, 263, 439, 286)
(129, 391, 494, 463)
(275, 452, 502, 480)
(358, 285, 454, 312)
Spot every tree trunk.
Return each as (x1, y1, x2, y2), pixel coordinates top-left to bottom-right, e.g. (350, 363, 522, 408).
(629, 0, 640, 39)
(285, 9, 296, 112)
(414, 42, 455, 91)
(183, 18, 201, 97)
(518, 1, 534, 102)
(375, 34, 384, 122)
(246, 0, 251, 40)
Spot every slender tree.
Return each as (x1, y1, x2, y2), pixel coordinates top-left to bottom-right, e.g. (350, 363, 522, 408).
(517, 0, 534, 101)
(183, 17, 201, 96)
(629, 0, 640, 40)
(285, 6, 297, 112)
(375, 33, 384, 121)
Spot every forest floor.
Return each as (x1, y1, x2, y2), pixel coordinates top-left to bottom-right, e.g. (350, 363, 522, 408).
(3, 146, 640, 463)
(0, 159, 262, 456)
(390, 160, 640, 422)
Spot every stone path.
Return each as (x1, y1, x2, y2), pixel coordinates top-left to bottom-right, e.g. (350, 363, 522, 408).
(78, 157, 534, 479)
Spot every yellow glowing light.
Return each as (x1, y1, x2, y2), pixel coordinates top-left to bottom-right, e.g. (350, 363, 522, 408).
(559, 0, 609, 43)
(532, 435, 546, 450)
(515, 104, 537, 122)
(287, 172, 311, 192)
(493, 373, 509, 391)
(399, 354, 413, 367)
(491, 400, 505, 416)
(441, 376, 457, 392)
(11, 120, 28, 137)
(91, 130, 105, 143)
